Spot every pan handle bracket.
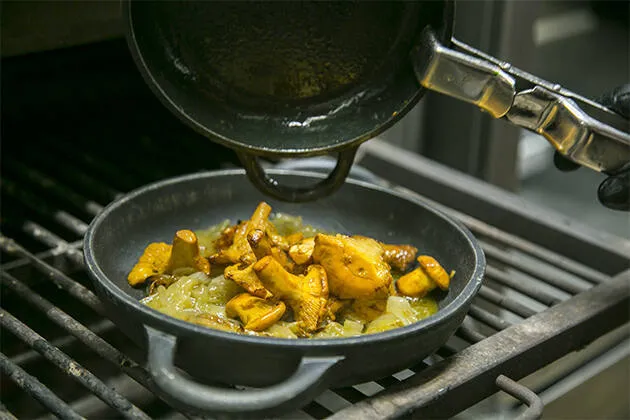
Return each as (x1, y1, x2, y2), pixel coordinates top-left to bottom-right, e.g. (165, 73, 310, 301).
(412, 29, 630, 174)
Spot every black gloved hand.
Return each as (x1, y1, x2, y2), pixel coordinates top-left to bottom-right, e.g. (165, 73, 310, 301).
(553, 84, 630, 211)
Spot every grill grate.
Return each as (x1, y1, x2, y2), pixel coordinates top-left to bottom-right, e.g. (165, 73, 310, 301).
(1, 39, 627, 419)
(1, 134, 625, 419)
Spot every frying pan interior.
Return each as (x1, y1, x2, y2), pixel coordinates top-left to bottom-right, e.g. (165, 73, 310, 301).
(90, 170, 481, 313)
(125, 1, 450, 155)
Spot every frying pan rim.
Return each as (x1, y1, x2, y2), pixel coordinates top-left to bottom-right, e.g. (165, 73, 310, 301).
(84, 169, 485, 348)
(121, 1, 454, 158)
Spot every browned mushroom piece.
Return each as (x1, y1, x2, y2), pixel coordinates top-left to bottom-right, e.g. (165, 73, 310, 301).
(325, 298, 350, 322)
(225, 293, 287, 331)
(166, 230, 211, 276)
(396, 267, 435, 298)
(127, 242, 172, 286)
(147, 274, 177, 295)
(417, 255, 452, 290)
(213, 224, 237, 252)
(312, 234, 392, 300)
(127, 229, 210, 287)
(382, 244, 418, 272)
(254, 256, 329, 334)
(224, 263, 273, 299)
(265, 222, 291, 251)
(353, 235, 418, 272)
(209, 221, 257, 266)
(191, 313, 243, 333)
(396, 255, 452, 297)
(270, 247, 298, 273)
(288, 237, 315, 265)
(285, 232, 304, 247)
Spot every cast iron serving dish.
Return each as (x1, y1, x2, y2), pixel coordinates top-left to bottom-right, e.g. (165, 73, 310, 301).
(84, 170, 485, 418)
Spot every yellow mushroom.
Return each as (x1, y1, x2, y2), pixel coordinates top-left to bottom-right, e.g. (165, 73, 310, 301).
(288, 237, 315, 265)
(225, 293, 287, 332)
(166, 230, 211, 276)
(224, 263, 273, 299)
(254, 256, 329, 333)
(417, 255, 451, 291)
(396, 255, 452, 297)
(127, 242, 171, 286)
(127, 230, 210, 287)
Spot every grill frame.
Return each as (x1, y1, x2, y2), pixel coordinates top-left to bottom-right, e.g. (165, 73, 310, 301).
(1, 142, 628, 418)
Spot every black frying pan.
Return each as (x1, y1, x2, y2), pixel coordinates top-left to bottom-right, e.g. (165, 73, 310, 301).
(83, 170, 485, 418)
(124, 0, 630, 202)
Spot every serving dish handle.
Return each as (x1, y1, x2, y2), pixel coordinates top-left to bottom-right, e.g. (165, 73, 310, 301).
(145, 326, 344, 417)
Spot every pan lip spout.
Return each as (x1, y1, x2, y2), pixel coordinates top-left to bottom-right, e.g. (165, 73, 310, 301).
(83, 169, 486, 348)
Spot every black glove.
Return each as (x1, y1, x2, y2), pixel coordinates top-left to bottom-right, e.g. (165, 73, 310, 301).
(553, 84, 630, 211)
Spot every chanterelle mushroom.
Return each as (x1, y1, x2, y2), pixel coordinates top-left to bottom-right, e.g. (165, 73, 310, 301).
(254, 256, 329, 333)
(396, 255, 452, 297)
(382, 244, 418, 272)
(225, 293, 286, 331)
(312, 234, 392, 300)
(288, 237, 315, 265)
(209, 221, 256, 266)
(353, 235, 418, 272)
(417, 255, 452, 290)
(127, 242, 171, 286)
(224, 263, 272, 299)
(166, 230, 211, 275)
(127, 230, 209, 286)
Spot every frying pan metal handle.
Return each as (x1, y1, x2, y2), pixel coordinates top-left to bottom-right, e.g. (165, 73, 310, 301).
(144, 326, 343, 417)
(413, 28, 630, 175)
(236, 146, 358, 203)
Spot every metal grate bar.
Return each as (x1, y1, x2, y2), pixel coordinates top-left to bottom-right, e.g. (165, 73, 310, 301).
(443, 207, 610, 285)
(0, 177, 88, 237)
(3, 160, 102, 218)
(0, 270, 192, 415)
(387, 183, 611, 284)
(330, 387, 370, 405)
(0, 309, 151, 420)
(0, 236, 103, 314)
(0, 402, 19, 420)
(0, 353, 84, 420)
(477, 286, 537, 318)
(456, 318, 486, 344)
(21, 222, 85, 266)
(21, 221, 72, 250)
(482, 242, 589, 295)
(54, 212, 90, 237)
(467, 304, 511, 331)
(48, 139, 141, 193)
(10, 320, 114, 366)
(485, 265, 561, 307)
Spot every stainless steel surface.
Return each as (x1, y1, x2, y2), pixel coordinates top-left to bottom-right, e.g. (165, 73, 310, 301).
(507, 86, 630, 173)
(414, 31, 516, 119)
(415, 32, 630, 174)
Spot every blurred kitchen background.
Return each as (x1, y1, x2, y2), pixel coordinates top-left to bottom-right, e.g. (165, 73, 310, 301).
(2, 0, 628, 237)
